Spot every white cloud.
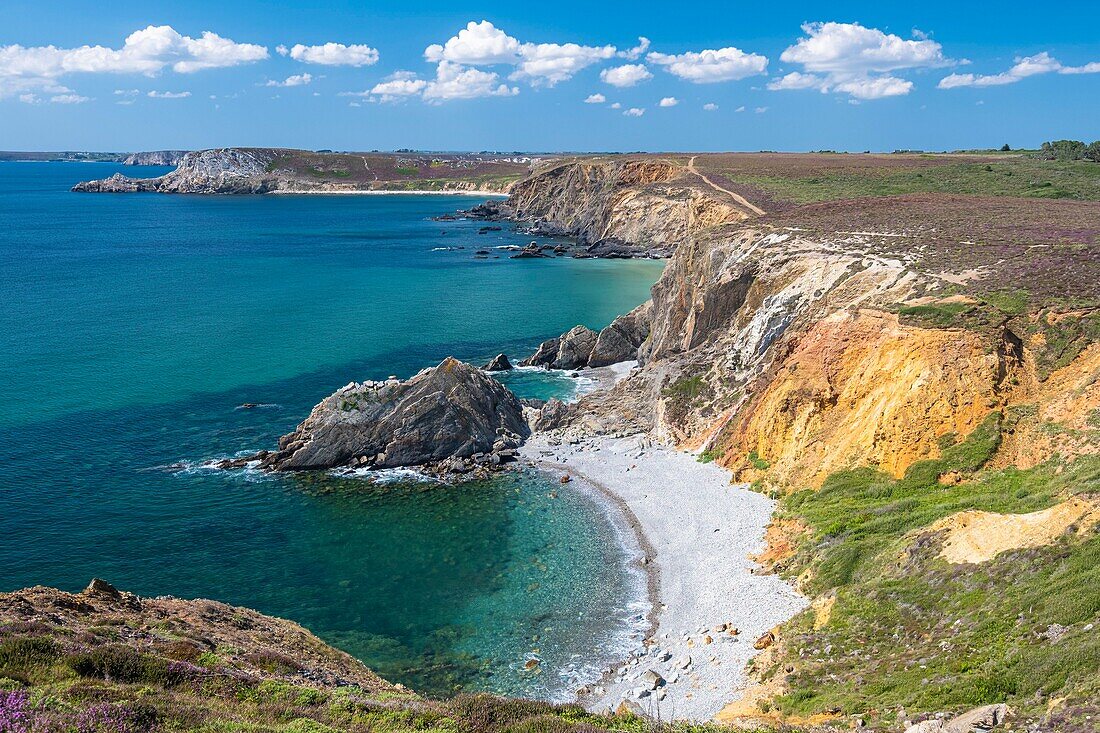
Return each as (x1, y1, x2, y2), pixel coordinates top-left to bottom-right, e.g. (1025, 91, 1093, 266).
(51, 93, 90, 104)
(623, 106, 644, 117)
(266, 73, 313, 87)
(369, 74, 428, 102)
(512, 41, 616, 86)
(767, 71, 824, 91)
(276, 45, 288, 56)
(658, 96, 678, 107)
(0, 25, 266, 98)
(425, 21, 617, 87)
(287, 42, 378, 67)
(425, 21, 521, 65)
(113, 88, 139, 96)
(610, 101, 621, 109)
(647, 47, 768, 83)
(735, 105, 746, 112)
(584, 93, 606, 104)
(754, 106, 768, 113)
(423, 60, 518, 102)
(18, 93, 39, 104)
(938, 52, 1100, 88)
(619, 37, 650, 60)
(600, 63, 651, 87)
(703, 102, 718, 111)
(773, 21, 949, 99)
(147, 90, 191, 98)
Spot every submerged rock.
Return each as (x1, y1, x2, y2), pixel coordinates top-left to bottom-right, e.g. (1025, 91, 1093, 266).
(260, 357, 528, 471)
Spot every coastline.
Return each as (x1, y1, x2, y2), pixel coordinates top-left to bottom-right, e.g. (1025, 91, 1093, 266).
(518, 432, 807, 722)
(268, 188, 508, 197)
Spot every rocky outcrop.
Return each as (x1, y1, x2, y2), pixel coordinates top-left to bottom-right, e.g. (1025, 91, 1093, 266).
(590, 302, 652, 367)
(0, 580, 395, 693)
(483, 353, 512, 371)
(74, 148, 277, 193)
(122, 150, 189, 166)
(503, 159, 751, 257)
(552, 326, 598, 369)
(259, 357, 528, 472)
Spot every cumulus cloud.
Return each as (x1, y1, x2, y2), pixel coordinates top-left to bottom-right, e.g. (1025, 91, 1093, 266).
(754, 106, 768, 113)
(423, 60, 518, 102)
(600, 63, 652, 87)
(623, 106, 645, 117)
(610, 102, 622, 109)
(369, 72, 428, 102)
(287, 42, 378, 66)
(584, 93, 606, 103)
(19, 93, 39, 104)
(703, 102, 718, 110)
(266, 73, 313, 87)
(0, 25, 266, 98)
(772, 21, 950, 99)
(147, 90, 191, 98)
(938, 52, 1100, 88)
(424, 21, 619, 87)
(658, 96, 678, 107)
(647, 47, 768, 83)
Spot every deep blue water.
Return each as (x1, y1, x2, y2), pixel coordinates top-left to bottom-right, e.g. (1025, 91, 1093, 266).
(0, 162, 662, 699)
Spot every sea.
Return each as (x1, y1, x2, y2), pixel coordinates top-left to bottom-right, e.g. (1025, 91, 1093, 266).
(0, 162, 665, 700)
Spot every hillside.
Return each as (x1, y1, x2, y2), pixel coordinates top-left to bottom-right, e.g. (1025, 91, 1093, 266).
(511, 152, 1099, 731)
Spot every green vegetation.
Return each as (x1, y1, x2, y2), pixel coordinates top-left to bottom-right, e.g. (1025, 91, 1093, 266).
(730, 159, 1100, 204)
(1036, 139, 1100, 162)
(661, 375, 712, 426)
(747, 451, 770, 471)
(759, 411, 1100, 728)
(697, 448, 724, 464)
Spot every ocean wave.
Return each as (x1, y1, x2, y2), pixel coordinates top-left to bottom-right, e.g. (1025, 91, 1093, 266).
(326, 465, 443, 484)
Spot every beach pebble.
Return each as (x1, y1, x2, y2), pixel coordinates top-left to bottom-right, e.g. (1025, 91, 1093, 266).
(675, 655, 692, 670)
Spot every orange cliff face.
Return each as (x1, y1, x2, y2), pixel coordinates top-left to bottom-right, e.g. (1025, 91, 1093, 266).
(713, 310, 1011, 488)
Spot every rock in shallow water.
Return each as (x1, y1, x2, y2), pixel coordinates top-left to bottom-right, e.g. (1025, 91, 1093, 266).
(259, 357, 528, 471)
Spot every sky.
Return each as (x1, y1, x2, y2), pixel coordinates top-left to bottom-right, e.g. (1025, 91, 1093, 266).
(1, 0, 1098, 152)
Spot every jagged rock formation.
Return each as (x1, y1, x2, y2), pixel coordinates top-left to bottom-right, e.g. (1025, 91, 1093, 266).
(258, 357, 528, 472)
(520, 304, 653, 371)
(590, 302, 652, 367)
(122, 150, 189, 166)
(75, 148, 277, 193)
(503, 158, 752, 257)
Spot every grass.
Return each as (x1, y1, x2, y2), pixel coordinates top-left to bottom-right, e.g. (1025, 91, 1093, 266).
(757, 410, 1100, 730)
(0, 628, 781, 733)
(726, 160, 1100, 205)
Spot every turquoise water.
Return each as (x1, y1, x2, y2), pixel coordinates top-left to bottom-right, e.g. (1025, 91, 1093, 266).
(0, 163, 662, 699)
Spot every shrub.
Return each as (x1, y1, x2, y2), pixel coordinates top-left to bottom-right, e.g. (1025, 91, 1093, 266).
(0, 637, 60, 677)
(67, 645, 169, 685)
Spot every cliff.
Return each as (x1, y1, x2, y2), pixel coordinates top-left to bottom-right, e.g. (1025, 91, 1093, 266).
(122, 150, 189, 166)
(514, 158, 1100, 730)
(502, 158, 752, 257)
(72, 147, 529, 194)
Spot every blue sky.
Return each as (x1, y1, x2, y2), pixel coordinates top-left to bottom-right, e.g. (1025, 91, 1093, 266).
(1, 0, 1097, 152)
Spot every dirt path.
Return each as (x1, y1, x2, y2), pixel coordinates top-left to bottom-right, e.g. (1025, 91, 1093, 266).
(688, 155, 766, 216)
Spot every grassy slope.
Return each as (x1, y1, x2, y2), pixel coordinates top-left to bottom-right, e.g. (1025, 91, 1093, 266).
(750, 414, 1099, 731)
(261, 150, 531, 190)
(0, 628, 758, 733)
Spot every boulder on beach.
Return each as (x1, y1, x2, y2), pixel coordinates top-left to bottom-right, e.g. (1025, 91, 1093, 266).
(260, 357, 528, 471)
